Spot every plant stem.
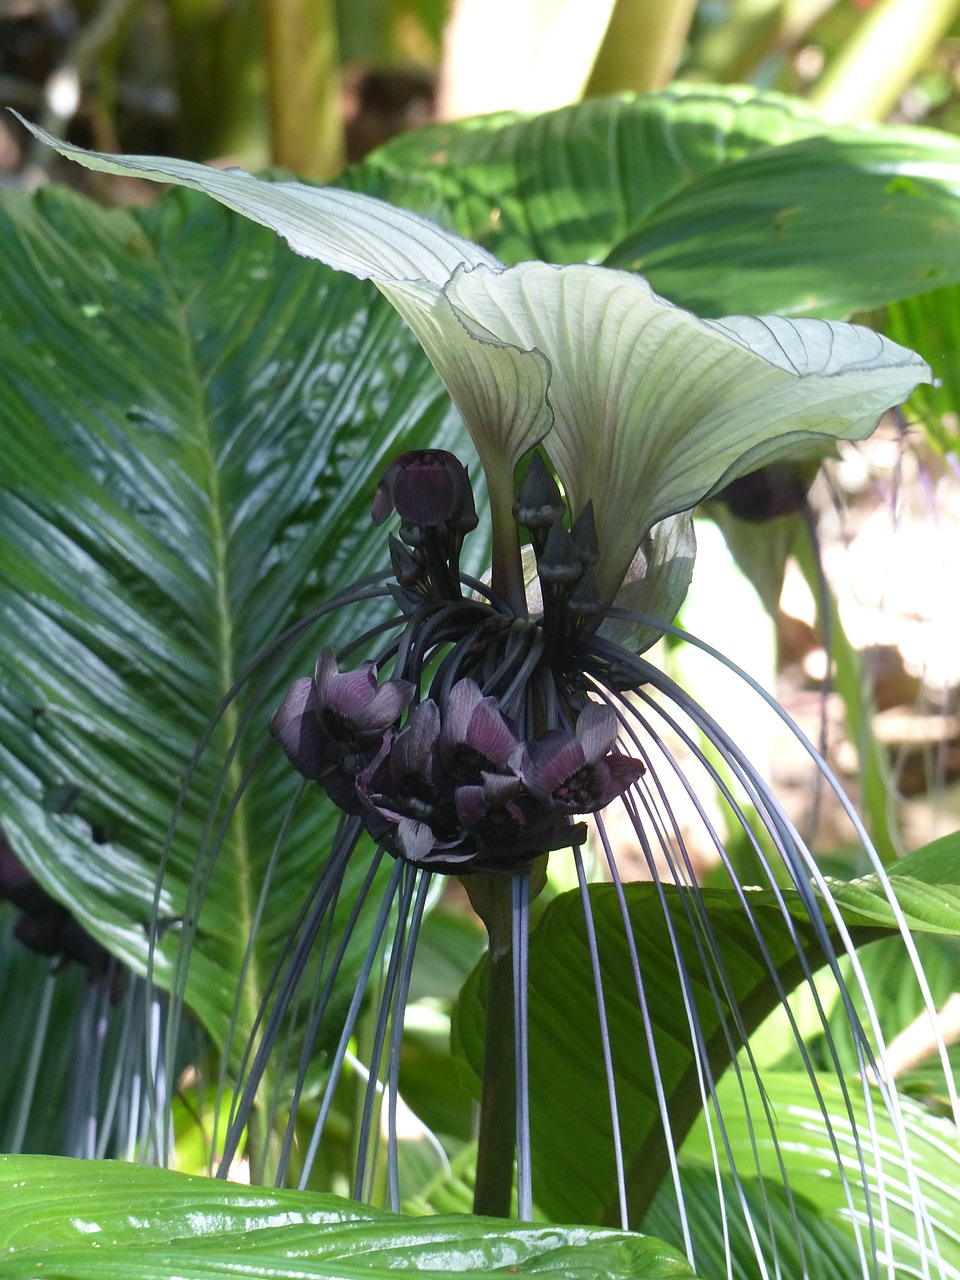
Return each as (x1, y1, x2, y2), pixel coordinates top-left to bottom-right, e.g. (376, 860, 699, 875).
(585, 0, 697, 96)
(809, 0, 960, 122)
(259, 0, 345, 178)
(489, 475, 528, 618)
(466, 873, 516, 1217)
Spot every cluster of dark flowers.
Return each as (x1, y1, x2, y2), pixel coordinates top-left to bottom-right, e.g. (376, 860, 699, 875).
(269, 449, 644, 873)
(0, 826, 124, 1000)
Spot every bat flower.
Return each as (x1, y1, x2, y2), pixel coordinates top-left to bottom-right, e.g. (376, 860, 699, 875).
(41, 125, 956, 1280)
(270, 648, 415, 794)
(438, 677, 521, 783)
(356, 700, 465, 864)
(371, 449, 478, 534)
(522, 703, 645, 815)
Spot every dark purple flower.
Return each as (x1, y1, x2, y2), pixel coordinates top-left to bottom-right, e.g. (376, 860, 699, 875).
(357, 701, 464, 863)
(1, 827, 123, 999)
(371, 449, 478, 532)
(522, 702, 645, 815)
(439, 678, 519, 783)
(270, 649, 415, 783)
(455, 772, 546, 854)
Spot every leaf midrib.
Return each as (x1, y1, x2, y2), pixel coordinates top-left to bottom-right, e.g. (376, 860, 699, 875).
(152, 238, 266, 1068)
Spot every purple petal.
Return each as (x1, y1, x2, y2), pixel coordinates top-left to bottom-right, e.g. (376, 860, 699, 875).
(440, 679, 483, 752)
(481, 771, 523, 804)
(314, 648, 340, 696)
(392, 700, 441, 777)
(522, 730, 586, 800)
(596, 754, 646, 805)
(270, 678, 327, 778)
(322, 662, 380, 717)
(454, 785, 487, 829)
(354, 678, 416, 732)
(397, 817, 437, 862)
(575, 702, 618, 763)
(371, 463, 398, 526)
(467, 697, 520, 767)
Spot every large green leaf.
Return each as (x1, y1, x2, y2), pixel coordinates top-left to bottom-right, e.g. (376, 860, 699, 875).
(643, 1163, 863, 1280)
(0, 181, 467, 1055)
(352, 85, 960, 317)
(0, 1154, 694, 1279)
(453, 838, 960, 1228)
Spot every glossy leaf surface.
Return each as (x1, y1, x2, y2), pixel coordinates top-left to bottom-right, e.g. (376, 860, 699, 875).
(0, 1155, 694, 1279)
(0, 181, 464, 1053)
(655, 1073, 960, 1278)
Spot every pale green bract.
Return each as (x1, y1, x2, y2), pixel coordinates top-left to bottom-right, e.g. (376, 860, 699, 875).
(27, 120, 934, 622)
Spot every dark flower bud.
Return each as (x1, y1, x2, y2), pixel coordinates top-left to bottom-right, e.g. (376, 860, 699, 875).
(570, 501, 599, 565)
(567, 563, 602, 617)
(372, 450, 478, 532)
(716, 463, 810, 523)
(514, 454, 565, 532)
(537, 520, 583, 585)
(388, 533, 425, 588)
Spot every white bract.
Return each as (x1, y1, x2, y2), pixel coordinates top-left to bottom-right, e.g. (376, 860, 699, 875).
(31, 121, 933, 625)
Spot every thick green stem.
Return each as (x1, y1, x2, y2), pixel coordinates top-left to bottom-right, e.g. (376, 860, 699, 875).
(489, 472, 527, 618)
(466, 873, 516, 1217)
(585, 0, 697, 96)
(259, 0, 345, 178)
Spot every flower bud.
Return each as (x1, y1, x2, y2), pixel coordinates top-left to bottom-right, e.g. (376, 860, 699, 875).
(372, 450, 478, 532)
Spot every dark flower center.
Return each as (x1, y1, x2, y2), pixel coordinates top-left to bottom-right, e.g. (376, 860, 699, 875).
(554, 765, 604, 810)
(396, 772, 440, 815)
(447, 743, 496, 784)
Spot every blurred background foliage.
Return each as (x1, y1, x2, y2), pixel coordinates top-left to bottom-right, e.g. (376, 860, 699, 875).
(3, 0, 960, 176)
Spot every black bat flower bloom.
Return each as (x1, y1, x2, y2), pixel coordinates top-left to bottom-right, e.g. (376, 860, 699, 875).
(50, 132, 956, 1280)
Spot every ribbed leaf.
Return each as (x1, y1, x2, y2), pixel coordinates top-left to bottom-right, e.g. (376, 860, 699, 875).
(353, 85, 960, 318)
(0, 1154, 694, 1279)
(0, 181, 468, 1055)
(643, 1163, 862, 1280)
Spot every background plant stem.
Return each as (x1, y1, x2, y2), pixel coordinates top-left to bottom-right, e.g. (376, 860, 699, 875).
(809, 0, 960, 121)
(259, 0, 344, 178)
(585, 0, 697, 96)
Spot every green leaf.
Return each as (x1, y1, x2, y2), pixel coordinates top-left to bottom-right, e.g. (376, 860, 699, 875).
(643, 1163, 863, 1280)
(885, 282, 960, 453)
(353, 85, 960, 318)
(0, 180, 467, 1059)
(453, 843, 960, 1228)
(349, 86, 835, 266)
(0, 1154, 695, 1279)
(669, 1072, 960, 1278)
